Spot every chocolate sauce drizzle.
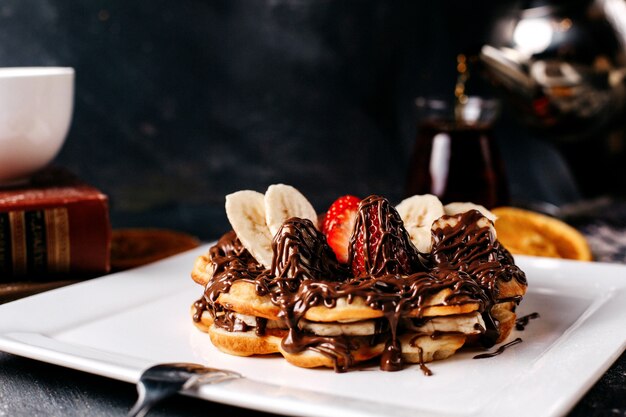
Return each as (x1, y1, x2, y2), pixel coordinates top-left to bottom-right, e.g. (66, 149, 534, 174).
(198, 200, 527, 372)
(255, 317, 268, 336)
(348, 195, 421, 277)
(515, 312, 540, 331)
(192, 297, 209, 323)
(214, 311, 251, 332)
(429, 211, 527, 295)
(211, 312, 268, 337)
(473, 337, 523, 359)
(417, 347, 433, 376)
(271, 218, 349, 288)
(204, 230, 271, 302)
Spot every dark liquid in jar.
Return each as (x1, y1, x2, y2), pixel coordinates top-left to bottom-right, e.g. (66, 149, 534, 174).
(405, 121, 509, 208)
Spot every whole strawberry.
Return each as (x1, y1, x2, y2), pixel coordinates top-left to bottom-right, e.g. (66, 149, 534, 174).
(349, 195, 419, 277)
(322, 195, 361, 264)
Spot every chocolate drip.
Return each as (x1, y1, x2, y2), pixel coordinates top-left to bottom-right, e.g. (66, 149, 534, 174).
(369, 319, 390, 346)
(212, 310, 269, 335)
(474, 322, 486, 333)
(192, 297, 208, 323)
(282, 328, 357, 372)
(473, 337, 523, 359)
(410, 317, 431, 328)
(433, 331, 465, 340)
(515, 312, 540, 331)
(479, 311, 501, 347)
(214, 311, 251, 332)
(381, 338, 403, 372)
(417, 347, 433, 376)
(255, 317, 268, 336)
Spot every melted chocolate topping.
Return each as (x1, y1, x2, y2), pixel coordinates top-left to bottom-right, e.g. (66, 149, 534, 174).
(429, 210, 527, 299)
(515, 312, 540, 331)
(205, 230, 271, 303)
(417, 347, 433, 376)
(214, 311, 251, 332)
(255, 317, 268, 336)
(473, 337, 523, 359)
(198, 200, 527, 372)
(271, 218, 349, 287)
(192, 297, 208, 322)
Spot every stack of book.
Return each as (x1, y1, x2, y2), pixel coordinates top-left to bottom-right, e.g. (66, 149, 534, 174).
(0, 168, 111, 279)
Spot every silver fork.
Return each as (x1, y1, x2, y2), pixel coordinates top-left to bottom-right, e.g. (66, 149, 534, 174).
(127, 363, 242, 417)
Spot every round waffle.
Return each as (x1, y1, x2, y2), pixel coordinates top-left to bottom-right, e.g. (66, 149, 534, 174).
(190, 190, 529, 372)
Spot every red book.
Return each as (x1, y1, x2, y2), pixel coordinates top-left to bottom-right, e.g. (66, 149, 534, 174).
(0, 168, 111, 279)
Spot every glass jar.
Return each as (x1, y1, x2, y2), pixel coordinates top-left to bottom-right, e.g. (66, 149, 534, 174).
(405, 97, 509, 208)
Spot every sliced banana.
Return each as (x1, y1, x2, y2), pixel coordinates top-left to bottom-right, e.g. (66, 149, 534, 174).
(402, 312, 485, 335)
(264, 184, 317, 237)
(396, 194, 445, 253)
(444, 202, 497, 222)
(225, 190, 273, 268)
(298, 318, 378, 336)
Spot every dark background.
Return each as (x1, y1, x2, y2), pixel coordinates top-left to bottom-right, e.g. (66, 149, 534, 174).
(1, 2, 626, 416)
(0, 0, 581, 241)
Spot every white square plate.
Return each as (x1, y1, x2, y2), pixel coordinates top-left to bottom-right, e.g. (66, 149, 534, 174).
(0, 245, 625, 417)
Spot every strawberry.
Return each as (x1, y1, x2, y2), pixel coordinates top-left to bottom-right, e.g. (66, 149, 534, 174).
(349, 195, 418, 277)
(322, 195, 361, 263)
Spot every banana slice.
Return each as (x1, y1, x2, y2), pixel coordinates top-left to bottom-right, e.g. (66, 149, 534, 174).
(225, 190, 273, 268)
(396, 194, 444, 253)
(444, 202, 497, 223)
(298, 318, 378, 336)
(264, 184, 317, 237)
(443, 202, 497, 238)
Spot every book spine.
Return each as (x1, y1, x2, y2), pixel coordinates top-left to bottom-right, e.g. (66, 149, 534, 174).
(0, 203, 110, 280)
(0, 208, 70, 277)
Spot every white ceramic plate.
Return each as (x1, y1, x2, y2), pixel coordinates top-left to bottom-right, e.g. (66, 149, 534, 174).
(0, 245, 625, 417)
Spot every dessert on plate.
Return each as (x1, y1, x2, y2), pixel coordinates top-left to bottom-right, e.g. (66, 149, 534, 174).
(191, 184, 527, 372)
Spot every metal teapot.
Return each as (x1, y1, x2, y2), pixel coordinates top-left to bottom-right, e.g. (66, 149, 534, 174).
(481, 0, 626, 195)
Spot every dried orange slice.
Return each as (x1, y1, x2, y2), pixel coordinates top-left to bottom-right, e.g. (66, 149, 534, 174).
(492, 207, 592, 261)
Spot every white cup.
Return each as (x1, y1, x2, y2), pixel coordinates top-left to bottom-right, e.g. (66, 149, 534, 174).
(0, 67, 74, 185)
